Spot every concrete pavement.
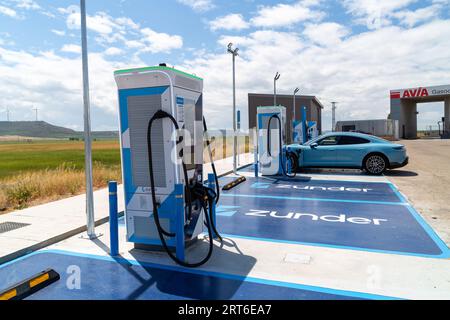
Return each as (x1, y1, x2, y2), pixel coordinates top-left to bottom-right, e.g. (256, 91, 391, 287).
(0, 153, 253, 265)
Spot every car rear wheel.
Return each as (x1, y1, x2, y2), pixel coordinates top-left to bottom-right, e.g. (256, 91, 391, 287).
(364, 154, 387, 175)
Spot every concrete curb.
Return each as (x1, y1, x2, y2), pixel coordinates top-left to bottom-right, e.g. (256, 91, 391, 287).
(0, 212, 124, 266)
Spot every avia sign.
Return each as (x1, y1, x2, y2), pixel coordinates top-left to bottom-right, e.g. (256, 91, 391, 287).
(391, 85, 450, 99)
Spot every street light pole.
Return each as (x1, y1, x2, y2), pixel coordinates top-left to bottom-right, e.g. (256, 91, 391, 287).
(274, 72, 280, 106)
(80, 0, 96, 239)
(293, 87, 299, 121)
(292, 87, 299, 143)
(331, 101, 338, 132)
(227, 43, 239, 174)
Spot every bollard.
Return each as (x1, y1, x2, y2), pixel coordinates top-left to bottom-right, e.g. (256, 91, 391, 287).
(174, 184, 185, 262)
(108, 181, 119, 256)
(253, 130, 259, 177)
(208, 173, 218, 239)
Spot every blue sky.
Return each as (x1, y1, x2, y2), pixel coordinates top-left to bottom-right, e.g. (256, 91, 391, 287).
(0, 0, 449, 131)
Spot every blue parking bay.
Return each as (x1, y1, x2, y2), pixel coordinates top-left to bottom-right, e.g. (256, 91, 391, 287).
(217, 176, 448, 257)
(220, 176, 401, 204)
(0, 250, 390, 300)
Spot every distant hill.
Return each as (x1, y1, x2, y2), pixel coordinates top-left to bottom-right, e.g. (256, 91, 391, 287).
(0, 121, 118, 140)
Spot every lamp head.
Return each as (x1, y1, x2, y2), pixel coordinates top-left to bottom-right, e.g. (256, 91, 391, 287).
(227, 43, 234, 54)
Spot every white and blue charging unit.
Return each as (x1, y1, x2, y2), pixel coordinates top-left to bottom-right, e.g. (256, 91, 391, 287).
(114, 65, 215, 263)
(293, 106, 307, 144)
(292, 106, 318, 143)
(256, 106, 286, 176)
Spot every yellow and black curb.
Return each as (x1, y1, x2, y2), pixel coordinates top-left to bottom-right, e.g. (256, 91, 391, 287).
(0, 269, 60, 300)
(222, 176, 246, 191)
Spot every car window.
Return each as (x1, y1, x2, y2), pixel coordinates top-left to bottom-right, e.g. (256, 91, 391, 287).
(338, 136, 370, 145)
(318, 136, 339, 145)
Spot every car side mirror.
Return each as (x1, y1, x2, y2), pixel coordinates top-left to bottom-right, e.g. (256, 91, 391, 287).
(310, 143, 318, 149)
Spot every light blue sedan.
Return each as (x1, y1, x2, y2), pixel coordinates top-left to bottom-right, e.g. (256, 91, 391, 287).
(287, 132, 409, 175)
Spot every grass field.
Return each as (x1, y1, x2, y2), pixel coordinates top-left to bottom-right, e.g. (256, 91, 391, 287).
(0, 136, 251, 213)
(0, 140, 121, 179)
(0, 140, 122, 213)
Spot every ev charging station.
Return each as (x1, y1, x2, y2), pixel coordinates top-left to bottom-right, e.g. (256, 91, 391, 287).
(292, 106, 318, 144)
(307, 121, 318, 141)
(114, 65, 220, 267)
(257, 106, 286, 176)
(293, 106, 307, 144)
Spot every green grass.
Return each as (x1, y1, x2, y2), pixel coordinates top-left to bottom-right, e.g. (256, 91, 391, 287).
(0, 140, 121, 180)
(0, 136, 252, 180)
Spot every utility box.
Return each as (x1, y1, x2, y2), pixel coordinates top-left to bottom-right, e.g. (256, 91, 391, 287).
(257, 106, 286, 176)
(114, 65, 204, 249)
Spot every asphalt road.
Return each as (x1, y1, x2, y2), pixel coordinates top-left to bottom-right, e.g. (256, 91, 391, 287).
(385, 139, 450, 246)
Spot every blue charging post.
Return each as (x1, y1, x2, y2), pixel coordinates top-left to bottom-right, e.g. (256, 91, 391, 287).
(208, 174, 218, 239)
(174, 184, 185, 262)
(108, 181, 119, 256)
(254, 143, 259, 177)
(286, 147, 292, 175)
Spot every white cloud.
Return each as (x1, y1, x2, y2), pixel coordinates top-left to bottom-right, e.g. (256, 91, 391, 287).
(393, 2, 446, 27)
(115, 17, 140, 30)
(303, 22, 350, 46)
(342, 0, 418, 29)
(181, 19, 450, 130)
(250, 1, 325, 28)
(177, 0, 214, 12)
(59, 6, 183, 54)
(343, 0, 448, 29)
(3, 0, 449, 132)
(125, 40, 145, 49)
(139, 28, 183, 53)
(57, 6, 74, 15)
(61, 44, 81, 54)
(0, 5, 18, 18)
(0, 45, 131, 129)
(209, 14, 250, 31)
(14, 0, 40, 10)
(51, 29, 66, 36)
(66, 10, 118, 35)
(104, 47, 124, 56)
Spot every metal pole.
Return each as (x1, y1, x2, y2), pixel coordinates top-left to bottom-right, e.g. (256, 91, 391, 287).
(293, 88, 299, 120)
(293, 87, 299, 142)
(331, 102, 337, 132)
(232, 52, 237, 174)
(293, 92, 296, 121)
(274, 79, 276, 106)
(274, 72, 280, 106)
(80, 0, 96, 239)
(228, 43, 239, 174)
(237, 110, 240, 166)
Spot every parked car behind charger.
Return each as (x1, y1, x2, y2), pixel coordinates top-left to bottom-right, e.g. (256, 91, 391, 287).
(288, 132, 409, 175)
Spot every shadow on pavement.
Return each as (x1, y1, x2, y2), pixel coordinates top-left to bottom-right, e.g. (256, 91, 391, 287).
(384, 170, 418, 177)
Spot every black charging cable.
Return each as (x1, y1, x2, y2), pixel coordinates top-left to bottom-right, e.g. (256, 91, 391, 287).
(147, 110, 220, 267)
(267, 114, 298, 178)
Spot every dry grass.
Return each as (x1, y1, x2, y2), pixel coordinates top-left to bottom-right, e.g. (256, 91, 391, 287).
(0, 162, 121, 214)
(0, 136, 252, 215)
